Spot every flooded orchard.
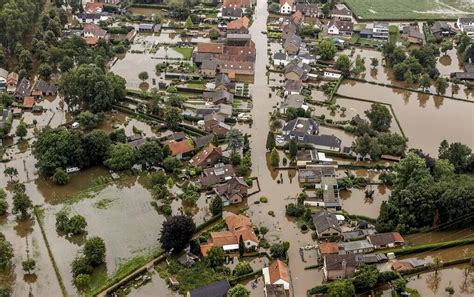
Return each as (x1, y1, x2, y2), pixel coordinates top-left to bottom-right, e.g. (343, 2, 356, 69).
(337, 80, 474, 156)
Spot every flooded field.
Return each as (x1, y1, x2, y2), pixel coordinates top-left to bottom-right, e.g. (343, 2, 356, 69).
(340, 186, 390, 219)
(337, 80, 474, 156)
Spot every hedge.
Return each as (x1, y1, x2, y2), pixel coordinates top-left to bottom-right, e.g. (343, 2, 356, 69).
(195, 214, 223, 233)
(229, 269, 262, 285)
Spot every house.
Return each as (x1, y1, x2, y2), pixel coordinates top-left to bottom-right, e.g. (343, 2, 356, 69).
(284, 79, 303, 95)
(306, 134, 342, 152)
(6, 72, 19, 94)
(200, 163, 235, 187)
(196, 43, 225, 54)
(342, 229, 376, 241)
(138, 23, 157, 32)
(298, 52, 317, 65)
(312, 210, 342, 239)
(281, 22, 298, 40)
(204, 113, 226, 130)
(127, 137, 147, 150)
(328, 18, 353, 35)
(203, 90, 234, 105)
(279, 0, 293, 14)
(324, 68, 342, 80)
(193, 134, 214, 150)
(402, 26, 424, 44)
(289, 10, 304, 27)
(82, 23, 108, 43)
(33, 79, 57, 97)
(430, 21, 454, 41)
(330, 4, 353, 21)
(0, 68, 7, 91)
(220, 61, 255, 76)
(226, 16, 250, 33)
(454, 63, 474, 81)
(200, 60, 219, 77)
(298, 166, 337, 184)
(221, 7, 243, 20)
(283, 35, 302, 55)
(262, 260, 290, 292)
(392, 259, 427, 272)
(367, 232, 405, 249)
(84, 2, 103, 13)
(200, 214, 258, 256)
(338, 240, 374, 255)
(284, 63, 304, 80)
(14, 78, 30, 101)
(75, 12, 113, 24)
(171, 131, 186, 142)
(323, 254, 358, 280)
(225, 34, 252, 46)
(164, 139, 194, 159)
(457, 18, 474, 38)
(319, 242, 340, 256)
(294, 3, 321, 18)
(187, 280, 231, 297)
(215, 73, 235, 92)
(213, 176, 249, 205)
(279, 94, 305, 113)
(223, 0, 252, 8)
(296, 149, 324, 167)
(372, 22, 389, 39)
(264, 284, 286, 297)
(189, 144, 222, 167)
(304, 176, 341, 209)
(22, 96, 35, 109)
(273, 52, 288, 66)
(282, 117, 319, 140)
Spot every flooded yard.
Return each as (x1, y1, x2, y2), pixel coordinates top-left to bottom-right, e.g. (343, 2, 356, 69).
(340, 186, 391, 219)
(337, 80, 474, 156)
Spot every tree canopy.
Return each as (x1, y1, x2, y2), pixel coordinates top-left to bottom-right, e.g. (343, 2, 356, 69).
(159, 215, 196, 252)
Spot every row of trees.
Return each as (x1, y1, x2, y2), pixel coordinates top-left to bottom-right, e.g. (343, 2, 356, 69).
(71, 237, 106, 290)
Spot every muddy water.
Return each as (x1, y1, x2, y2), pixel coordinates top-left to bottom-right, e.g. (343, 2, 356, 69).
(40, 177, 165, 296)
(404, 229, 474, 245)
(337, 80, 474, 156)
(340, 186, 391, 219)
(437, 48, 464, 77)
(318, 125, 355, 148)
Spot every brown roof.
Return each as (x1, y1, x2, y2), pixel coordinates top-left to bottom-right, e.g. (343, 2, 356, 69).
(165, 139, 194, 156)
(234, 227, 258, 244)
(200, 243, 215, 256)
(7, 72, 19, 84)
(225, 214, 252, 232)
(23, 96, 35, 108)
(189, 144, 222, 167)
(319, 242, 339, 254)
(290, 10, 304, 25)
(197, 42, 224, 54)
(268, 260, 290, 284)
(84, 2, 103, 13)
(210, 231, 238, 247)
(279, 0, 293, 6)
(83, 37, 98, 45)
(324, 254, 358, 271)
(227, 16, 250, 30)
(223, 0, 251, 8)
(368, 232, 404, 247)
(83, 23, 107, 38)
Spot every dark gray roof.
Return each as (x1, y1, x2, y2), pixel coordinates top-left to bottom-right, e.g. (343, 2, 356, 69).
(265, 284, 286, 297)
(295, 3, 320, 16)
(34, 79, 57, 94)
(299, 167, 336, 180)
(139, 23, 155, 30)
(273, 52, 287, 60)
(215, 73, 234, 89)
(282, 117, 319, 137)
(283, 34, 302, 49)
(193, 134, 213, 149)
(285, 63, 304, 77)
(324, 254, 358, 271)
(306, 134, 342, 150)
(172, 131, 186, 141)
(373, 21, 388, 29)
(402, 26, 423, 40)
(193, 52, 215, 64)
(200, 164, 235, 187)
(76, 12, 112, 20)
(284, 79, 303, 92)
(222, 7, 243, 18)
(189, 280, 231, 297)
(312, 210, 341, 234)
(15, 78, 30, 97)
(203, 90, 234, 104)
(201, 59, 219, 70)
(281, 94, 305, 109)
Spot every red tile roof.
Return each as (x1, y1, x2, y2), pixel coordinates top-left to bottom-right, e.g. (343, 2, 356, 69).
(227, 16, 250, 30)
(319, 242, 339, 254)
(84, 2, 103, 13)
(165, 139, 194, 156)
(197, 42, 224, 54)
(269, 260, 290, 284)
(279, 0, 293, 6)
(189, 144, 222, 167)
(23, 96, 35, 108)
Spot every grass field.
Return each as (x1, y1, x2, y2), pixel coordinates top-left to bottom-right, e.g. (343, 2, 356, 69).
(344, 0, 474, 20)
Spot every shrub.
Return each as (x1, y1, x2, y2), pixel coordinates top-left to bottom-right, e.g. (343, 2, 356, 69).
(259, 196, 268, 203)
(52, 168, 69, 185)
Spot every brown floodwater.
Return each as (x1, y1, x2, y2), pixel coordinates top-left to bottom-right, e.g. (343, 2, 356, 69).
(340, 186, 391, 219)
(404, 229, 474, 245)
(337, 80, 474, 156)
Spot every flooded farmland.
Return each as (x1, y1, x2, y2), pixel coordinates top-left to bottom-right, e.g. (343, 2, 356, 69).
(337, 80, 474, 156)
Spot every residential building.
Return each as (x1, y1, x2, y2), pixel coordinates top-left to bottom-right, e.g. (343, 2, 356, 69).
(454, 63, 474, 81)
(215, 73, 235, 92)
(0, 68, 7, 91)
(223, 0, 252, 8)
(338, 240, 374, 255)
(33, 79, 57, 97)
(284, 79, 303, 95)
(279, 94, 305, 113)
(281, 22, 298, 40)
(289, 10, 304, 27)
(200, 214, 258, 256)
(367, 232, 405, 249)
(312, 210, 342, 239)
(457, 18, 474, 38)
(189, 144, 223, 167)
(84, 2, 103, 13)
(227, 16, 250, 33)
(298, 166, 337, 184)
(372, 22, 389, 39)
(294, 3, 321, 18)
(330, 4, 353, 21)
(6, 72, 19, 94)
(323, 254, 358, 280)
(138, 23, 158, 32)
(200, 60, 219, 77)
(282, 117, 319, 140)
(221, 7, 243, 20)
(82, 23, 109, 45)
(262, 260, 290, 291)
(264, 284, 286, 297)
(200, 163, 235, 187)
(303, 175, 341, 209)
(283, 35, 302, 55)
(402, 25, 424, 44)
(328, 18, 353, 35)
(296, 149, 330, 167)
(324, 68, 342, 80)
(193, 134, 213, 150)
(203, 90, 234, 105)
(430, 21, 454, 41)
(273, 52, 288, 67)
(187, 280, 231, 297)
(22, 96, 35, 109)
(305, 134, 342, 152)
(213, 176, 249, 205)
(14, 78, 30, 101)
(75, 12, 113, 24)
(319, 242, 340, 256)
(279, 0, 293, 14)
(226, 34, 252, 46)
(220, 61, 255, 76)
(164, 139, 194, 159)
(0, 109, 11, 131)
(284, 63, 304, 80)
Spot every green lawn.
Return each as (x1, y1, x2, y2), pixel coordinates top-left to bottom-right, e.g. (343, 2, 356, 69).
(172, 47, 194, 60)
(344, 0, 474, 20)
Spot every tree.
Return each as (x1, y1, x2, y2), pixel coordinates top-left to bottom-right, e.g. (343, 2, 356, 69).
(38, 63, 53, 79)
(22, 259, 36, 274)
(317, 39, 337, 60)
(71, 256, 93, 277)
(227, 284, 250, 297)
(138, 71, 149, 82)
(206, 246, 224, 268)
(238, 235, 245, 258)
(0, 236, 14, 269)
(211, 134, 219, 147)
(226, 129, 244, 152)
(138, 141, 163, 168)
(435, 77, 448, 95)
(365, 103, 392, 132)
(76, 111, 102, 129)
(159, 215, 195, 252)
(66, 215, 87, 235)
(3, 167, 18, 180)
(185, 15, 193, 29)
(370, 57, 379, 69)
(15, 122, 27, 139)
(104, 143, 136, 171)
(334, 54, 352, 77)
(440, 41, 453, 55)
(209, 29, 220, 40)
(59, 56, 74, 72)
(289, 139, 298, 159)
(82, 130, 111, 166)
(268, 3, 280, 13)
(270, 148, 279, 167)
(83, 237, 106, 266)
(266, 131, 275, 151)
(0, 285, 12, 297)
(352, 264, 379, 291)
(106, 72, 126, 102)
(352, 54, 366, 75)
(259, 226, 268, 238)
(445, 286, 454, 296)
(352, 133, 381, 160)
(270, 242, 289, 259)
(12, 191, 32, 219)
(438, 141, 472, 173)
(0, 192, 8, 216)
(340, 107, 347, 116)
(164, 106, 183, 130)
(51, 166, 70, 185)
(420, 73, 431, 91)
(327, 280, 355, 297)
(74, 274, 91, 290)
(210, 196, 223, 216)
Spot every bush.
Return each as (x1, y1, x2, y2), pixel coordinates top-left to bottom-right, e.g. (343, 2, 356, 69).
(52, 168, 69, 185)
(74, 274, 91, 290)
(259, 196, 268, 203)
(233, 261, 253, 276)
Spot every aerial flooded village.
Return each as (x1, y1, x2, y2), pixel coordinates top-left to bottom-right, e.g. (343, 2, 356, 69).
(0, 0, 474, 296)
